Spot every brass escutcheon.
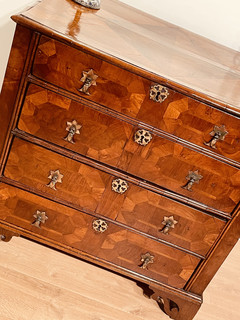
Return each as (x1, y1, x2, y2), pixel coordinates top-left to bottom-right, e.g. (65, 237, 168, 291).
(92, 219, 108, 233)
(134, 129, 152, 146)
(150, 84, 169, 103)
(112, 178, 129, 194)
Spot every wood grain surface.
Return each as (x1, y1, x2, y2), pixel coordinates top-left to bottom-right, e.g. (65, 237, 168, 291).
(0, 236, 239, 320)
(0, 25, 33, 169)
(0, 1, 239, 319)
(18, 83, 133, 167)
(3, 137, 227, 256)
(4, 137, 112, 215)
(98, 181, 226, 256)
(118, 132, 240, 215)
(0, 184, 201, 289)
(32, 35, 240, 163)
(10, 127, 240, 216)
(13, 0, 240, 111)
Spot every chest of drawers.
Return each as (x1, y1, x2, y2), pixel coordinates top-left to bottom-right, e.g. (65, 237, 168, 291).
(0, 0, 239, 319)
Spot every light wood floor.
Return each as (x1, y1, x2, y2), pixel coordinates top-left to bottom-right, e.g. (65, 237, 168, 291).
(0, 237, 239, 320)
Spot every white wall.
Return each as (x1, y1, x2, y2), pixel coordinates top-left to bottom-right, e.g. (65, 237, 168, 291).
(0, 0, 36, 88)
(120, 0, 240, 52)
(0, 0, 240, 89)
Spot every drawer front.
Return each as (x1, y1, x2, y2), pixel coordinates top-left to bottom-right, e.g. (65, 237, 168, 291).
(4, 138, 226, 256)
(0, 184, 200, 289)
(97, 183, 226, 256)
(17, 86, 239, 214)
(4, 137, 113, 217)
(33, 35, 148, 118)
(136, 92, 240, 163)
(118, 132, 240, 214)
(33, 36, 240, 162)
(18, 84, 133, 167)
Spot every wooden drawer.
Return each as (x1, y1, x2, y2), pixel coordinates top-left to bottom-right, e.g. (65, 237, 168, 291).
(98, 183, 226, 257)
(18, 84, 133, 168)
(136, 93, 240, 163)
(33, 36, 240, 162)
(33, 35, 147, 118)
(4, 138, 226, 256)
(118, 132, 240, 214)
(0, 183, 201, 289)
(17, 85, 240, 214)
(4, 137, 112, 217)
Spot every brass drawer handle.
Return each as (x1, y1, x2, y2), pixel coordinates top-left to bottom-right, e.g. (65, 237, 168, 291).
(134, 129, 152, 146)
(139, 252, 154, 270)
(182, 170, 203, 192)
(112, 178, 129, 194)
(92, 219, 108, 233)
(150, 84, 169, 103)
(73, 0, 101, 9)
(79, 69, 98, 95)
(204, 125, 228, 149)
(64, 120, 82, 144)
(161, 216, 178, 235)
(32, 210, 48, 228)
(46, 169, 63, 190)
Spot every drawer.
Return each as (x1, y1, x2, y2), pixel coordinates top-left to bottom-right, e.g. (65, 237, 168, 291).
(136, 92, 240, 163)
(4, 138, 226, 256)
(4, 137, 113, 217)
(98, 183, 226, 256)
(17, 85, 239, 214)
(0, 183, 200, 289)
(33, 35, 148, 118)
(18, 84, 133, 168)
(119, 131, 240, 215)
(33, 36, 240, 162)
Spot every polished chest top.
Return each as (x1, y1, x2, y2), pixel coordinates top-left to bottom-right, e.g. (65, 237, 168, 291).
(0, 1, 239, 320)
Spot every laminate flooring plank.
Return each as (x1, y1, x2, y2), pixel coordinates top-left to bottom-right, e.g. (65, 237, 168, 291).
(0, 237, 239, 320)
(0, 237, 164, 320)
(0, 264, 164, 320)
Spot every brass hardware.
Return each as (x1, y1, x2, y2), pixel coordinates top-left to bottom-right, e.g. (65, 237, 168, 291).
(79, 69, 98, 95)
(139, 252, 154, 270)
(161, 216, 178, 235)
(112, 178, 129, 194)
(46, 169, 63, 190)
(134, 129, 152, 146)
(92, 219, 108, 233)
(72, 0, 101, 9)
(204, 125, 228, 149)
(32, 210, 48, 228)
(182, 170, 203, 192)
(150, 84, 169, 103)
(64, 120, 82, 144)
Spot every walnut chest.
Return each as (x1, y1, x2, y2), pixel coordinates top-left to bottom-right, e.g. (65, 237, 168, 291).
(0, 0, 239, 319)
